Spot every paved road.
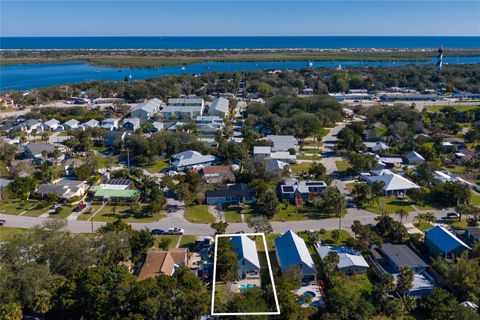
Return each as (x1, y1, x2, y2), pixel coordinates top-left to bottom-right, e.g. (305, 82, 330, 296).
(0, 207, 452, 236)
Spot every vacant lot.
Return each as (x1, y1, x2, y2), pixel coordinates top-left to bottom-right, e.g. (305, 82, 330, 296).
(184, 205, 216, 224)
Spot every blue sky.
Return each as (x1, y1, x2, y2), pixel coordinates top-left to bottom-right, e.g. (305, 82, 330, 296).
(1, 1, 479, 36)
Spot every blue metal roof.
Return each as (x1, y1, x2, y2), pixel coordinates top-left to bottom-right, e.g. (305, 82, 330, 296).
(425, 226, 471, 254)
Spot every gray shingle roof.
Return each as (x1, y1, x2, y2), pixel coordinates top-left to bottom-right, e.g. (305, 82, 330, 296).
(380, 243, 428, 270)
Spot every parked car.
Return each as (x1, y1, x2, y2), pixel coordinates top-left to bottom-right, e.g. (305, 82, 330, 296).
(442, 212, 459, 221)
(75, 202, 87, 212)
(0, 219, 6, 226)
(151, 229, 166, 235)
(53, 203, 62, 209)
(168, 227, 184, 235)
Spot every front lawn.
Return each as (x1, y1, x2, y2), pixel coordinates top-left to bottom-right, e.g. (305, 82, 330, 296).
(301, 148, 322, 155)
(0, 201, 48, 216)
(184, 205, 216, 224)
(335, 160, 351, 172)
(0, 161, 8, 177)
(49, 206, 76, 219)
(471, 191, 480, 206)
(290, 163, 312, 174)
(298, 155, 321, 160)
(271, 203, 332, 221)
(223, 205, 252, 223)
(22, 204, 51, 217)
(449, 219, 468, 230)
(361, 196, 416, 215)
(0, 227, 29, 241)
(90, 205, 164, 223)
(271, 205, 308, 221)
(179, 235, 196, 248)
(414, 222, 434, 232)
(145, 159, 169, 173)
(153, 235, 180, 250)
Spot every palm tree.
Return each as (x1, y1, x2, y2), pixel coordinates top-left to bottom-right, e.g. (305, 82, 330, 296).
(331, 192, 346, 230)
(396, 208, 409, 223)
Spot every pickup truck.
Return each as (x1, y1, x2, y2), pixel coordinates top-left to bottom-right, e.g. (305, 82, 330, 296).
(168, 227, 185, 235)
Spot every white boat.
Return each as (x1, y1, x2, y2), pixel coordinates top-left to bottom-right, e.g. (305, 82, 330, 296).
(307, 61, 313, 67)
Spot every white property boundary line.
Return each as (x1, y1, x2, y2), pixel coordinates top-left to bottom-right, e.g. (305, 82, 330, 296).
(211, 233, 281, 316)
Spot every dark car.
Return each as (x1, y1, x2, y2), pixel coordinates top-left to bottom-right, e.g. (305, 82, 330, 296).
(151, 229, 166, 235)
(0, 219, 6, 226)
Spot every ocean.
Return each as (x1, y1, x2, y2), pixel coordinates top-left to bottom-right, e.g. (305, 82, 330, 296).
(1, 36, 480, 49)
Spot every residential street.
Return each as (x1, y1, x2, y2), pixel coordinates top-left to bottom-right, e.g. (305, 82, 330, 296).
(0, 119, 457, 236)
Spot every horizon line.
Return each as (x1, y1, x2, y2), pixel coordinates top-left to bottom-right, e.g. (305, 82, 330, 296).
(2, 35, 479, 38)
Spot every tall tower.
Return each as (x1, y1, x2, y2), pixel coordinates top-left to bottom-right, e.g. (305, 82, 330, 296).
(435, 45, 443, 72)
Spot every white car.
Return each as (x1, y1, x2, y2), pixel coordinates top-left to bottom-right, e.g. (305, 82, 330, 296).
(168, 227, 184, 235)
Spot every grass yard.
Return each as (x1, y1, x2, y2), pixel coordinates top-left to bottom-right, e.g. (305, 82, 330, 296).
(361, 196, 416, 215)
(179, 235, 196, 248)
(0, 201, 48, 215)
(152, 235, 180, 250)
(301, 148, 322, 155)
(91, 146, 109, 152)
(348, 271, 376, 294)
(290, 162, 312, 173)
(145, 159, 169, 173)
(335, 160, 351, 172)
(271, 205, 308, 221)
(425, 105, 480, 112)
(345, 182, 355, 194)
(0, 227, 29, 241)
(0, 161, 8, 177)
(255, 233, 279, 252)
(414, 222, 434, 232)
(471, 191, 480, 206)
(184, 205, 216, 224)
(449, 219, 468, 230)
(301, 140, 323, 148)
(49, 206, 76, 219)
(298, 155, 321, 160)
(320, 230, 351, 246)
(223, 205, 253, 223)
(272, 203, 333, 221)
(89, 205, 163, 223)
(22, 204, 51, 217)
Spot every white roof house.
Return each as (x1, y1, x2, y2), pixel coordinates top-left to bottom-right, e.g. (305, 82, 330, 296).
(101, 118, 119, 131)
(130, 98, 163, 120)
(366, 169, 419, 196)
(265, 159, 290, 173)
(275, 230, 317, 281)
(253, 146, 296, 163)
(81, 119, 99, 129)
(162, 97, 205, 119)
(152, 121, 164, 132)
(43, 119, 60, 130)
(265, 135, 299, 152)
(208, 97, 229, 117)
(122, 118, 141, 131)
(364, 141, 390, 153)
(63, 119, 80, 130)
(230, 235, 261, 279)
(171, 150, 216, 171)
(316, 245, 369, 275)
(405, 151, 425, 165)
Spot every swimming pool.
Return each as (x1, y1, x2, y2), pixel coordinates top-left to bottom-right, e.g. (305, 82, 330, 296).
(239, 283, 257, 291)
(297, 291, 316, 305)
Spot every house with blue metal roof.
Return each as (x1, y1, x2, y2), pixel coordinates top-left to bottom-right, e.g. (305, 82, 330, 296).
(425, 226, 471, 258)
(275, 230, 317, 281)
(230, 235, 260, 279)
